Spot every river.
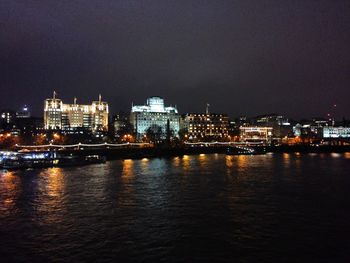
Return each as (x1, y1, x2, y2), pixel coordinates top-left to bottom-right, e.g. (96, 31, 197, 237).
(1, 153, 350, 262)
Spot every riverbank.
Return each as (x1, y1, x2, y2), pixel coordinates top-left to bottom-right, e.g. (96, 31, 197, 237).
(53, 144, 350, 160)
(2, 145, 350, 169)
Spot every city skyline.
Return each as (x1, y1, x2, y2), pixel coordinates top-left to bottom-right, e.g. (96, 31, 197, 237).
(0, 92, 346, 122)
(1, 1, 349, 118)
(2, 2, 350, 262)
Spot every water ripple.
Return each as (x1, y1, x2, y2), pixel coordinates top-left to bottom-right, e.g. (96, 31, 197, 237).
(1, 153, 350, 262)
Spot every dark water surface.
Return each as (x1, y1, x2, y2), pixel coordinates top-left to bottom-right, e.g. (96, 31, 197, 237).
(1, 153, 350, 262)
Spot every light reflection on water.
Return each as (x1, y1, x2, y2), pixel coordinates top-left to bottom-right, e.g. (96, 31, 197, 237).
(182, 154, 191, 172)
(1, 153, 350, 262)
(331, 153, 341, 158)
(122, 159, 135, 179)
(225, 155, 234, 168)
(39, 167, 64, 199)
(0, 171, 22, 217)
(236, 155, 249, 172)
(282, 153, 291, 166)
(36, 167, 66, 224)
(172, 156, 181, 167)
(345, 152, 350, 159)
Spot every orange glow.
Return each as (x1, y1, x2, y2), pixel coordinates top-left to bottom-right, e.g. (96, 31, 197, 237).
(36, 168, 66, 224)
(236, 155, 249, 171)
(225, 155, 234, 168)
(282, 153, 291, 166)
(182, 155, 191, 171)
(198, 153, 207, 167)
(122, 159, 134, 178)
(283, 153, 290, 159)
(0, 171, 22, 216)
(123, 134, 134, 142)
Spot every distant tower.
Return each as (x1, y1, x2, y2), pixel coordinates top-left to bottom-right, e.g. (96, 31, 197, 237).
(206, 103, 210, 115)
(44, 91, 63, 129)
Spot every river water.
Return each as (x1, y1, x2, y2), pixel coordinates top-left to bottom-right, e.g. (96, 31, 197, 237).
(1, 153, 350, 262)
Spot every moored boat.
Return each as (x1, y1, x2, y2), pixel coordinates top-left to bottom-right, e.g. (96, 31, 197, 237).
(0, 151, 106, 170)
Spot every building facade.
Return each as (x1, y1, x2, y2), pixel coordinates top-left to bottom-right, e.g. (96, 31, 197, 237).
(239, 126, 273, 143)
(16, 105, 31, 119)
(0, 110, 16, 126)
(183, 113, 229, 141)
(323, 127, 350, 138)
(253, 114, 292, 139)
(44, 93, 109, 132)
(130, 97, 180, 140)
(112, 112, 131, 139)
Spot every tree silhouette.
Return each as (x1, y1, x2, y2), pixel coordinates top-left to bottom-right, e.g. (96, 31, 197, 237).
(146, 124, 164, 143)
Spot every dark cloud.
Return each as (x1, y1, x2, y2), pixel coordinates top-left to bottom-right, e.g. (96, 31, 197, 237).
(1, 0, 349, 119)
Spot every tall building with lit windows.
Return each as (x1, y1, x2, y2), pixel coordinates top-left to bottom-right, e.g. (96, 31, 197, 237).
(44, 92, 109, 131)
(130, 96, 180, 139)
(44, 92, 63, 129)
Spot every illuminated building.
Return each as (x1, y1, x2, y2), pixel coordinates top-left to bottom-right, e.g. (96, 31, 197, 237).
(323, 127, 350, 138)
(253, 114, 292, 139)
(44, 92, 63, 129)
(293, 118, 330, 139)
(254, 114, 290, 126)
(44, 92, 109, 132)
(183, 113, 229, 140)
(112, 112, 130, 139)
(0, 110, 15, 125)
(239, 126, 273, 143)
(0, 110, 17, 136)
(0, 107, 43, 137)
(16, 105, 31, 118)
(130, 96, 180, 139)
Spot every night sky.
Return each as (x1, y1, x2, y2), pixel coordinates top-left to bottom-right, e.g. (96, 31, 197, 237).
(1, 0, 349, 119)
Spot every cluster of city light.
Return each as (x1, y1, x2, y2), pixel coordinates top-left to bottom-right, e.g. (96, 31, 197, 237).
(0, 133, 12, 138)
(184, 141, 264, 146)
(15, 142, 151, 149)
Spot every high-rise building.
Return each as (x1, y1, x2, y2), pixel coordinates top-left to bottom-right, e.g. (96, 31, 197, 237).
(44, 92, 109, 132)
(130, 96, 180, 140)
(44, 92, 63, 129)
